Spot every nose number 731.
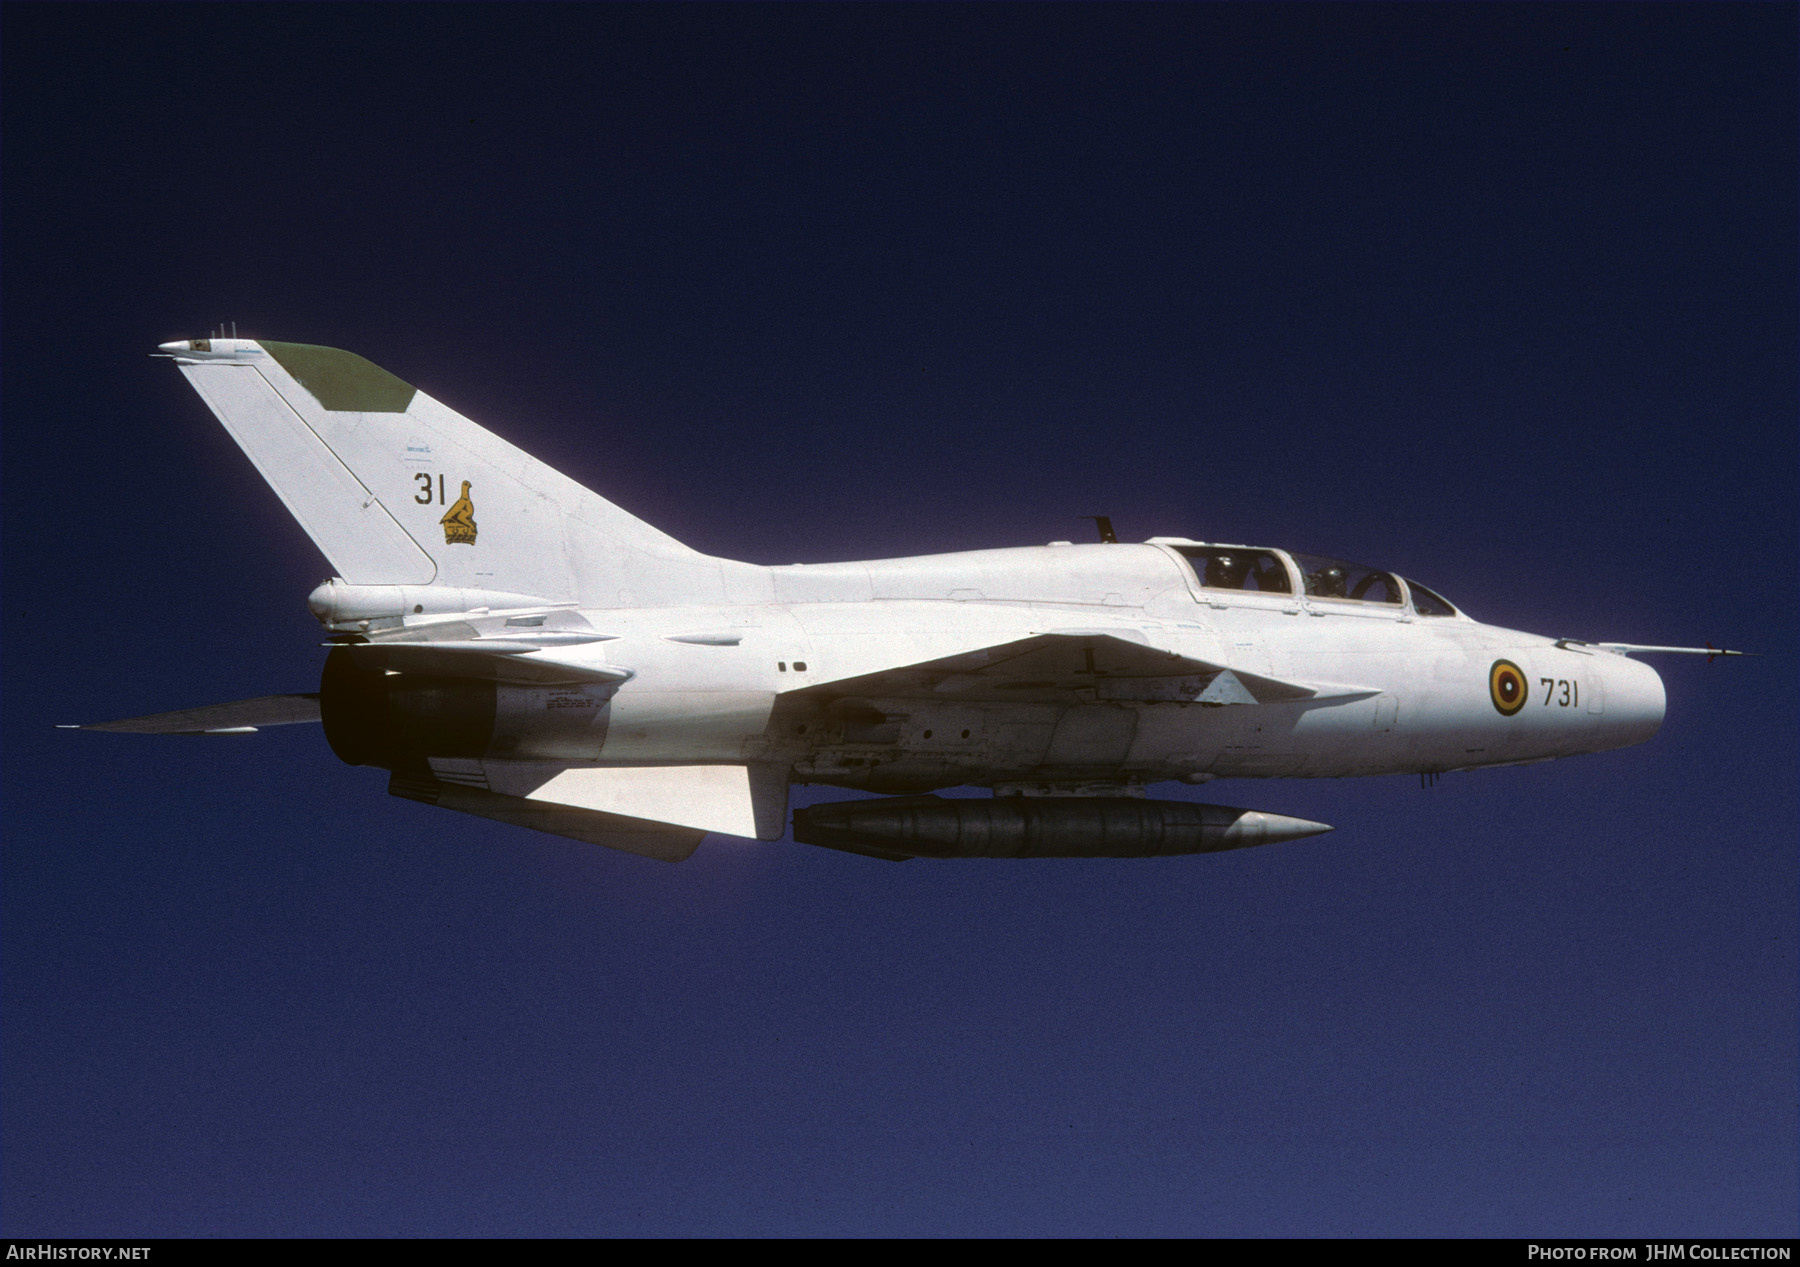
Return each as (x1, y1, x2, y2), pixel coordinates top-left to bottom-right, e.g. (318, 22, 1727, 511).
(1542, 678, 1578, 707)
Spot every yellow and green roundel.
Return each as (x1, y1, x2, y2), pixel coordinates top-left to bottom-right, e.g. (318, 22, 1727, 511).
(1489, 660, 1527, 715)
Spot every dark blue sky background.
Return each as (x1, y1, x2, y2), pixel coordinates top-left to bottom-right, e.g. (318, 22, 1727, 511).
(4, 3, 1794, 1237)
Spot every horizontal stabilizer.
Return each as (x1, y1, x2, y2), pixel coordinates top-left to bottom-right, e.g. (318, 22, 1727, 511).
(389, 771, 703, 862)
(61, 694, 321, 735)
(788, 632, 1373, 706)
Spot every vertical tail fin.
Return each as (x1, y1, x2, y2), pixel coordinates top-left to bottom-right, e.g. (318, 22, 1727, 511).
(160, 337, 746, 606)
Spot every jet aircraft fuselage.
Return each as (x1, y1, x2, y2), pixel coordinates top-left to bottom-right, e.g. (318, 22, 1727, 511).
(306, 542, 1666, 794)
(68, 336, 1712, 863)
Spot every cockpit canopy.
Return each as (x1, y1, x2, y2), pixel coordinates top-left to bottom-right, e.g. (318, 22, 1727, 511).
(1405, 580, 1456, 617)
(1171, 546, 1291, 594)
(1168, 543, 1459, 616)
(1289, 552, 1402, 604)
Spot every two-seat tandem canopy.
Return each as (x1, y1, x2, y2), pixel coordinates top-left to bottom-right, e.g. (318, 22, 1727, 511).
(1162, 543, 1459, 616)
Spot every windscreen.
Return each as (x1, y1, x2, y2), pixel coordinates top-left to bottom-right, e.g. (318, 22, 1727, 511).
(1406, 580, 1457, 616)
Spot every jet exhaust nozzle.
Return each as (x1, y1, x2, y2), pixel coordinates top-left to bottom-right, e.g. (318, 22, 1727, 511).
(318, 647, 615, 769)
(792, 795, 1332, 859)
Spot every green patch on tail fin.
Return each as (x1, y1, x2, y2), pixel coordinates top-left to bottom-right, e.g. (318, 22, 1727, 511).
(261, 341, 416, 412)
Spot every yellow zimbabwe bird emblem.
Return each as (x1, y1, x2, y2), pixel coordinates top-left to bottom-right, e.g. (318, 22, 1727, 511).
(440, 480, 477, 545)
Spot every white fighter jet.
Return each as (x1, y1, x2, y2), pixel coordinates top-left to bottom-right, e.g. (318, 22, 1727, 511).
(66, 336, 1741, 862)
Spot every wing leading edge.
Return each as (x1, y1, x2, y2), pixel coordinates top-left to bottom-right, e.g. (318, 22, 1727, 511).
(785, 633, 1376, 707)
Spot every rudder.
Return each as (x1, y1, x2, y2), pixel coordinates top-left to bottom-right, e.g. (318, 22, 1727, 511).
(161, 336, 735, 606)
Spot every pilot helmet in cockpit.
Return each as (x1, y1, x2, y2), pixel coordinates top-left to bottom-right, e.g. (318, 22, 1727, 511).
(1204, 552, 1249, 589)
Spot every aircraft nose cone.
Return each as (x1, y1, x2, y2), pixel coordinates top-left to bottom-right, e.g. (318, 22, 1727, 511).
(1602, 653, 1665, 749)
